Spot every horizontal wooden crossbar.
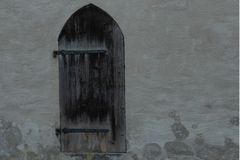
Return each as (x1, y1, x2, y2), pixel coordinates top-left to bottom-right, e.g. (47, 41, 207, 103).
(53, 50, 107, 57)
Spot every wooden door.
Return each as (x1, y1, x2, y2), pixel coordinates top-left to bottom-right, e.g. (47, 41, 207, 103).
(57, 4, 125, 153)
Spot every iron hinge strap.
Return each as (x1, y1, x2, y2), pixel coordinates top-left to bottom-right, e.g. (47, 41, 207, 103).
(55, 128, 109, 135)
(53, 50, 107, 58)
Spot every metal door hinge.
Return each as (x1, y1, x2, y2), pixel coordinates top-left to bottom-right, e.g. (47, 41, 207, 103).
(53, 50, 107, 58)
(55, 128, 109, 136)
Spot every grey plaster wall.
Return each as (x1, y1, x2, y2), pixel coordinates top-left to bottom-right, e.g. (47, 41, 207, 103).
(0, 0, 238, 160)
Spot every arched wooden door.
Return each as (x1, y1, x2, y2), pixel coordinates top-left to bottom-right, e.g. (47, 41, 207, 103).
(56, 4, 125, 153)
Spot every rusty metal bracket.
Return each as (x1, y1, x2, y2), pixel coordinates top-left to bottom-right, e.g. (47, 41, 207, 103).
(55, 128, 109, 135)
(53, 50, 107, 58)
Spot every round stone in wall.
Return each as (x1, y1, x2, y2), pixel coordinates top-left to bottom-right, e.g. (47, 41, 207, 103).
(171, 122, 189, 141)
(142, 143, 162, 160)
(164, 141, 194, 158)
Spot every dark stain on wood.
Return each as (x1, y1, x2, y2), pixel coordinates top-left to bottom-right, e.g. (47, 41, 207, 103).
(60, 53, 112, 122)
(58, 4, 126, 153)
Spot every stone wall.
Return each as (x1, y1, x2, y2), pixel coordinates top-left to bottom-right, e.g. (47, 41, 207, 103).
(0, 0, 238, 159)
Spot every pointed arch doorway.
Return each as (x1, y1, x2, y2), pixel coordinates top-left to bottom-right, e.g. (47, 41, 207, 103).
(55, 4, 126, 153)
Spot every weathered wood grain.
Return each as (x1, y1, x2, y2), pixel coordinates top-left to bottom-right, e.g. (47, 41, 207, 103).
(58, 4, 125, 153)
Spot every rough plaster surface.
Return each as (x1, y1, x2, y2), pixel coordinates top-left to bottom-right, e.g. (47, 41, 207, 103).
(0, 0, 238, 159)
